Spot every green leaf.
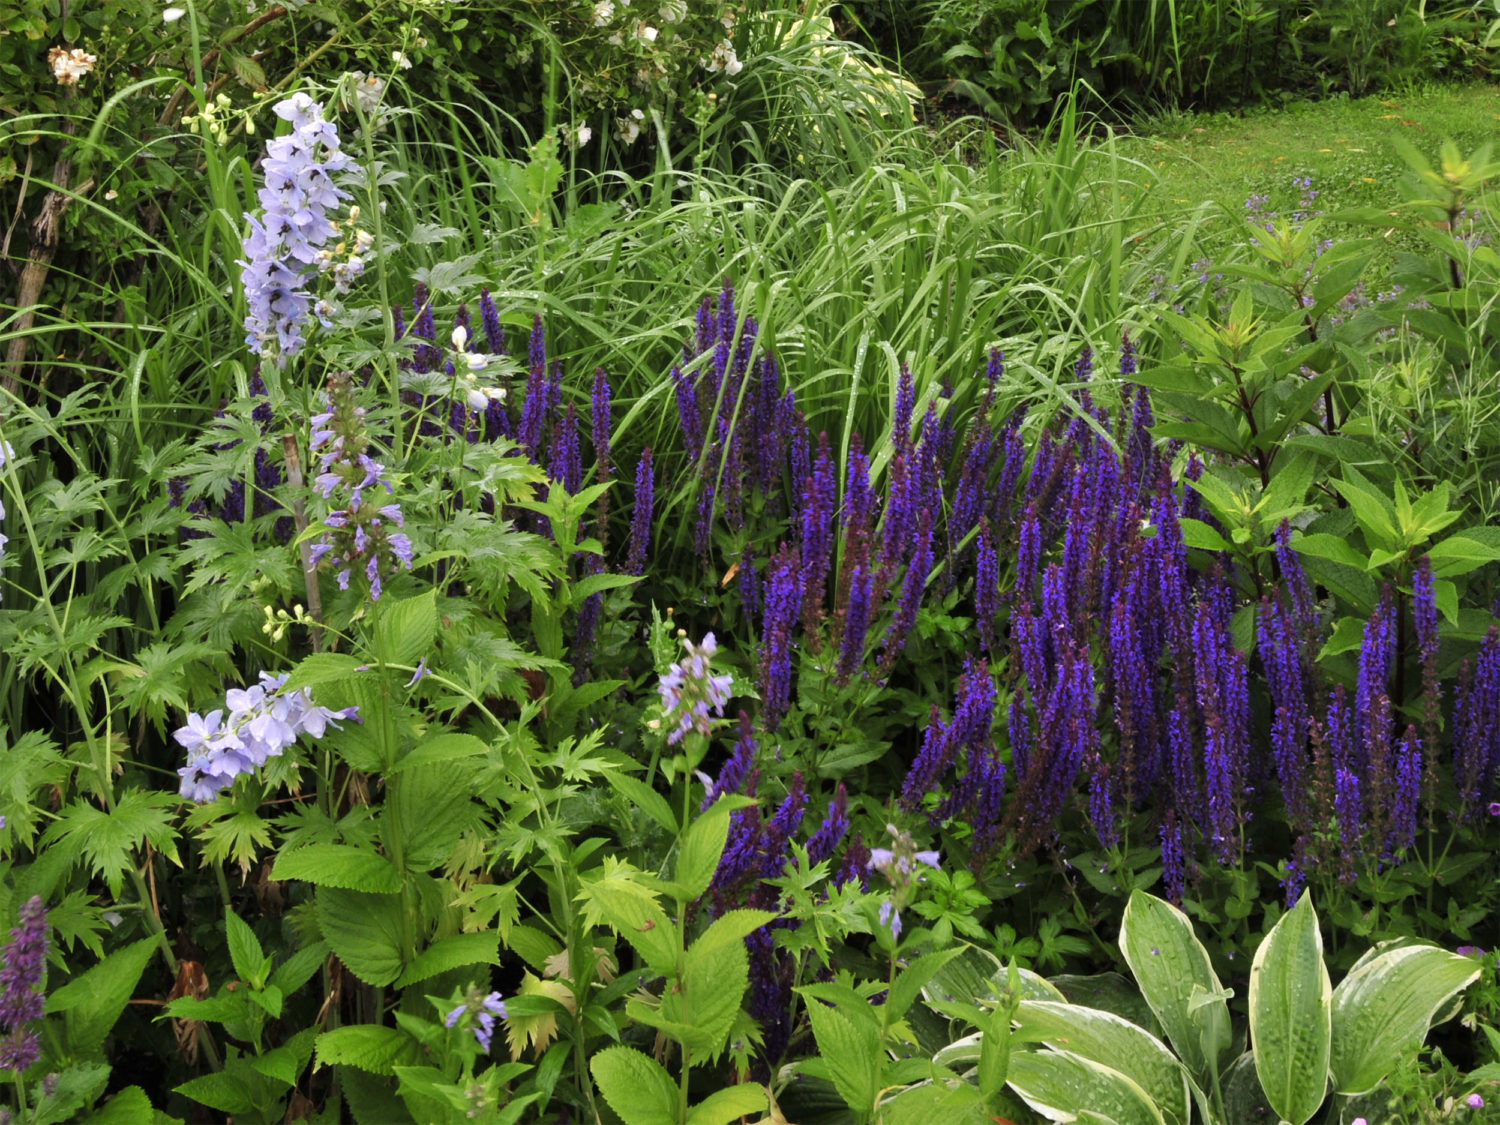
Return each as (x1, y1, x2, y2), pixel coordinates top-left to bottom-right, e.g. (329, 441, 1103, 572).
(1013, 1001, 1190, 1125)
(884, 946, 966, 1026)
(1006, 1048, 1165, 1125)
(1292, 532, 1369, 570)
(249, 1026, 316, 1088)
(269, 941, 330, 997)
(392, 762, 478, 870)
(271, 844, 403, 893)
(1117, 891, 1231, 1092)
(1179, 519, 1232, 553)
(224, 908, 269, 988)
(47, 936, 158, 1058)
(174, 1067, 256, 1116)
(1331, 473, 1398, 551)
(377, 590, 437, 667)
(675, 802, 733, 901)
(280, 651, 365, 691)
(1329, 942, 1481, 1095)
(686, 1085, 768, 1124)
(40, 790, 179, 897)
(607, 772, 678, 835)
(316, 888, 405, 986)
(1249, 892, 1331, 1125)
(804, 999, 880, 1120)
(1427, 532, 1500, 578)
(315, 1024, 412, 1075)
(394, 932, 501, 989)
(590, 1046, 678, 1125)
(81, 1087, 155, 1123)
(390, 732, 490, 774)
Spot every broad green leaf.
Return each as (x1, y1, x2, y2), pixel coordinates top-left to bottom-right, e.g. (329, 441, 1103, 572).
(884, 946, 965, 1026)
(249, 1026, 317, 1088)
(590, 1046, 678, 1125)
(690, 909, 780, 960)
(804, 999, 881, 1121)
(47, 936, 157, 1058)
(1427, 532, 1500, 578)
(607, 772, 679, 835)
(685, 1084, 768, 1124)
(1249, 892, 1331, 1124)
(271, 844, 402, 893)
(224, 908, 269, 988)
(576, 867, 679, 971)
(175, 1066, 256, 1116)
(1329, 942, 1480, 1094)
(81, 1087, 154, 1123)
(1179, 519, 1232, 553)
(1292, 532, 1368, 570)
(1118, 891, 1231, 1092)
(280, 651, 365, 690)
(920, 944, 1064, 1015)
(315, 1024, 412, 1075)
(391, 762, 479, 869)
(389, 732, 490, 774)
(316, 887, 405, 986)
(377, 590, 437, 668)
(1331, 471, 1398, 550)
(675, 801, 733, 901)
(1006, 1048, 1165, 1125)
(394, 931, 501, 988)
(1013, 1001, 1190, 1125)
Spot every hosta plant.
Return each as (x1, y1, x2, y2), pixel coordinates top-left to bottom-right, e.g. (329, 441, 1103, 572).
(926, 890, 1480, 1124)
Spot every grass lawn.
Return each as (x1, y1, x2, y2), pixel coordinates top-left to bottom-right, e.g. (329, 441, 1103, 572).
(1096, 81, 1500, 276)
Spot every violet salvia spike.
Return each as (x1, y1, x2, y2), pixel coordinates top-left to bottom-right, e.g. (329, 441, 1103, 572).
(799, 433, 837, 637)
(806, 784, 849, 866)
(975, 519, 998, 655)
(0, 895, 48, 1073)
(590, 367, 612, 481)
(758, 544, 801, 731)
(478, 287, 505, 354)
(836, 564, 872, 686)
(626, 447, 653, 576)
(878, 506, 934, 675)
(703, 712, 757, 811)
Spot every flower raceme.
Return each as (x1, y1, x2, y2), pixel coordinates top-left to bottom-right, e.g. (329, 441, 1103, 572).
(657, 632, 733, 744)
(445, 987, 508, 1053)
(0, 896, 48, 1073)
(239, 93, 359, 364)
(308, 371, 414, 601)
(175, 673, 357, 803)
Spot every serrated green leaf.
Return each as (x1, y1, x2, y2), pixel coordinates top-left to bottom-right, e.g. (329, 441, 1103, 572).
(1180, 518, 1232, 553)
(40, 790, 179, 897)
(280, 652, 365, 691)
(377, 590, 437, 668)
(884, 946, 966, 1026)
(675, 802, 732, 902)
(316, 887, 405, 986)
(47, 936, 158, 1058)
(608, 772, 678, 834)
(389, 732, 490, 774)
(1249, 892, 1331, 1125)
(685, 1084, 768, 1124)
(315, 1024, 412, 1075)
(392, 762, 478, 870)
(272, 844, 402, 893)
(590, 1046, 678, 1125)
(175, 1067, 257, 1116)
(224, 908, 269, 988)
(394, 931, 501, 988)
(804, 999, 881, 1120)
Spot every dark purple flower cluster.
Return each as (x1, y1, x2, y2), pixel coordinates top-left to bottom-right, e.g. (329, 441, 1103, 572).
(0, 896, 47, 1073)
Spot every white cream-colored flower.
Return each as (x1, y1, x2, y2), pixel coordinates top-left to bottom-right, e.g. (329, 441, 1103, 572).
(659, 0, 686, 22)
(163, 7, 186, 21)
(566, 121, 593, 149)
(48, 47, 97, 85)
(616, 109, 644, 145)
(391, 50, 413, 70)
(635, 21, 659, 42)
(592, 0, 614, 25)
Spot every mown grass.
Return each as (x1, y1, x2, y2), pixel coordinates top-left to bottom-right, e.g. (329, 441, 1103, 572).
(1104, 80, 1500, 274)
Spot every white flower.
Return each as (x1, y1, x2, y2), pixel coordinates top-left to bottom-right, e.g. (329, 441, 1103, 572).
(47, 47, 97, 85)
(659, 0, 686, 21)
(566, 121, 593, 149)
(391, 50, 413, 70)
(450, 325, 469, 351)
(592, 0, 614, 25)
(635, 21, 659, 42)
(704, 39, 741, 76)
(163, 7, 186, 21)
(617, 114, 642, 145)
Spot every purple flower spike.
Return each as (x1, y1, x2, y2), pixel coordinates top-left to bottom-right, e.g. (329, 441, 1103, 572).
(0, 895, 47, 1073)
